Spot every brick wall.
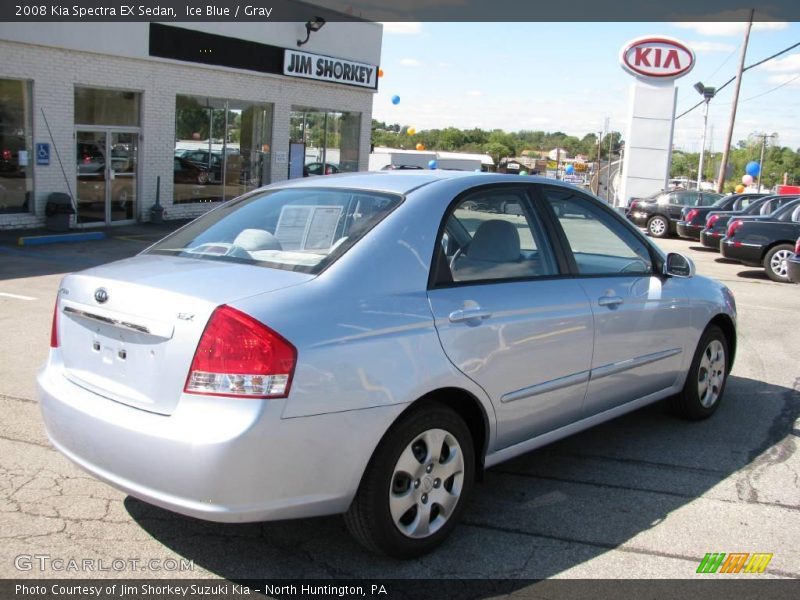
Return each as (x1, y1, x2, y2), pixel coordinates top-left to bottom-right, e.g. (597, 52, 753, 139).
(0, 39, 375, 229)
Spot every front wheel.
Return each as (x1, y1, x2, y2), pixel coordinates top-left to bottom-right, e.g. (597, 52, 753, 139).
(670, 325, 729, 420)
(344, 403, 475, 558)
(763, 244, 794, 283)
(647, 215, 669, 238)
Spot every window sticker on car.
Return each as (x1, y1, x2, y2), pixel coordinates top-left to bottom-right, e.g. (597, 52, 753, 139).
(275, 205, 342, 251)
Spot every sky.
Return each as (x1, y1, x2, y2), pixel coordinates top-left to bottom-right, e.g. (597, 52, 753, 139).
(371, 21, 800, 153)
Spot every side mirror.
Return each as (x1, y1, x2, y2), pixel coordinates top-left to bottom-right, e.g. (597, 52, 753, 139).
(663, 252, 695, 278)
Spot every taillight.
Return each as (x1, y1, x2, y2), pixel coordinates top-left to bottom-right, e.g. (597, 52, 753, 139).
(727, 219, 743, 238)
(50, 299, 59, 348)
(685, 208, 699, 222)
(707, 214, 719, 228)
(629, 200, 639, 211)
(185, 305, 297, 399)
(795, 238, 800, 255)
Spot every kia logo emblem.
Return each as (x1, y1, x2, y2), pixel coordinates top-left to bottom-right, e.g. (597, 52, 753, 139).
(94, 288, 109, 304)
(620, 36, 695, 80)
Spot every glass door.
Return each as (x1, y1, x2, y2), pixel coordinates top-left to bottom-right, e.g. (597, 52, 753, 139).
(109, 132, 137, 222)
(76, 130, 138, 225)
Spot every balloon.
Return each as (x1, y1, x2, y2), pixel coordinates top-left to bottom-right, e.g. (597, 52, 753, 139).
(378, 68, 384, 78)
(391, 95, 400, 105)
(407, 127, 416, 136)
(735, 184, 745, 193)
(742, 174, 753, 185)
(519, 170, 528, 176)
(428, 160, 438, 169)
(416, 143, 425, 151)
(565, 164, 575, 175)
(745, 161, 760, 177)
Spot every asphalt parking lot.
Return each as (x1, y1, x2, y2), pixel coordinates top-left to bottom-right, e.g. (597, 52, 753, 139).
(0, 224, 798, 582)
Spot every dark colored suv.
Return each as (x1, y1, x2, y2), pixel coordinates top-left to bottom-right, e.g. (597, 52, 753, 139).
(627, 189, 723, 238)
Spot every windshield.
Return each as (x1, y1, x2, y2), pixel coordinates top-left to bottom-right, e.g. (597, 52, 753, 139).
(710, 195, 728, 206)
(146, 188, 403, 274)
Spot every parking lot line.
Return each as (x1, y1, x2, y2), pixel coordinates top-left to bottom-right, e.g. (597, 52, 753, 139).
(0, 292, 37, 300)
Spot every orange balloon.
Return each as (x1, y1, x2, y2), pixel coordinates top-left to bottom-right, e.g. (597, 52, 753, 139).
(378, 68, 384, 78)
(416, 143, 425, 151)
(735, 184, 745, 193)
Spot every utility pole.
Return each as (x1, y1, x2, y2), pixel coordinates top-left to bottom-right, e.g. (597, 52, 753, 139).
(716, 9, 754, 193)
(756, 133, 776, 191)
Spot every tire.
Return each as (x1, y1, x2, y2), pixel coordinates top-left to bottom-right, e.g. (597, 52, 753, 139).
(344, 403, 475, 558)
(670, 325, 729, 420)
(763, 244, 794, 283)
(197, 171, 209, 185)
(647, 215, 669, 238)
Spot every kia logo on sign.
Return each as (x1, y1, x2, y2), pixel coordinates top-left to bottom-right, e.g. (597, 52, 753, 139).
(620, 36, 695, 80)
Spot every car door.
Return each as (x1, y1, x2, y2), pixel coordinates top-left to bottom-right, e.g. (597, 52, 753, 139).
(539, 186, 691, 417)
(427, 187, 594, 450)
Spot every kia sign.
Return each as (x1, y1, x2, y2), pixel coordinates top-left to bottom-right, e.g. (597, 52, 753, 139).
(620, 36, 695, 80)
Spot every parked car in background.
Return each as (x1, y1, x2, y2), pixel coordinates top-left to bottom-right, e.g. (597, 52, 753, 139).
(676, 193, 766, 241)
(303, 162, 340, 176)
(627, 189, 723, 238)
(173, 156, 210, 185)
(787, 237, 800, 284)
(721, 202, 800, 282)
(381, 164, 425, 170)
(39, 172, 737, 559)
(701, 196, 800, 250)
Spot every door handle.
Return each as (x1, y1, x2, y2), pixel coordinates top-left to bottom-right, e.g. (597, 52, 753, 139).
(449, 307, 492, 323)
(598, 295, 624, 308)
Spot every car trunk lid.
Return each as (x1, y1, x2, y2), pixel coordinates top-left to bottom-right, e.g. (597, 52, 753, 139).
(56, 255, 311, 415)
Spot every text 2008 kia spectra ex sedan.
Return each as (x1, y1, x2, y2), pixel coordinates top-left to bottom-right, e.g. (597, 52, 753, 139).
(39, 172, 737, 558)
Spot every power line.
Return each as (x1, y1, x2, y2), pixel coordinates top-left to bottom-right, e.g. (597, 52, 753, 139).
(675, 41, 800, 120)
(742, 73, 800, 102)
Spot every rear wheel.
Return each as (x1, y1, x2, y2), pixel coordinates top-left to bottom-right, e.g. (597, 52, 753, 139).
(763, 244, 793, 283)
(670, 325, 728, 420)
(647, 215, 669, 238)
(344, 403, 475, 558)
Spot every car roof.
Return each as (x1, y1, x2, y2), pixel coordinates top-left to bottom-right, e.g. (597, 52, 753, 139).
(264, 171, 579, 196)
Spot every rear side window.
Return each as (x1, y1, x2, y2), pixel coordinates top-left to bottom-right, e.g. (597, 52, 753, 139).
(436, 188, 558, 284)
(146, 188, 402, 274)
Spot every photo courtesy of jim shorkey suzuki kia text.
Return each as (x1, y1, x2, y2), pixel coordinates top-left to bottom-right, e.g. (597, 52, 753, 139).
(14, 583, 389, 597)
(19, 5, 275, 18)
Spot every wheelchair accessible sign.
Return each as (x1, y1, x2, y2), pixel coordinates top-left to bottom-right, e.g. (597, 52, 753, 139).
(36, 143, 50, 166)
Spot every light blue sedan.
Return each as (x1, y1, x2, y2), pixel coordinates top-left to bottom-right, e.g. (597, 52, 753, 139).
(39, 172, 736, 558)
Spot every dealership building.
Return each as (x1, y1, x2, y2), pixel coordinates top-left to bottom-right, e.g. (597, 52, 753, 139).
(0, 19, 381, 229)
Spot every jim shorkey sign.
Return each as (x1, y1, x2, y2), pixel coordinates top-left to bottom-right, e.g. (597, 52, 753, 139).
(618, 37, 696, 208)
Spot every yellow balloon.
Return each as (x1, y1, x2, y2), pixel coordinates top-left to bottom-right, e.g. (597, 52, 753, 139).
(407, 127, 416, 136)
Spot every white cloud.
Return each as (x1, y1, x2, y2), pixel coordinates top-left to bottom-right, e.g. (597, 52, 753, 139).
(399, 58, 422, 67)
(380, 22, 422, 35)
(466, 90, 482, 97)
(687, 41, 736, 53)
(673, 20, 788, 37)
(760, 53, 800, 72)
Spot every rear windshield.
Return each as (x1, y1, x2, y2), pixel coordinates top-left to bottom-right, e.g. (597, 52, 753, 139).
(146, 188, 403, 274)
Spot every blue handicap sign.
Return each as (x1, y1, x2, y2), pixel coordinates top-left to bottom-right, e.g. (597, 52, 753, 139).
(36, 143, 50, 166)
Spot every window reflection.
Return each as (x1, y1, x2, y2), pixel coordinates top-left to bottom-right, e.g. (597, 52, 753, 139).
(289, 108, 361, 179)
(0, 78, 33, 214)
(174, 95, 273, 204)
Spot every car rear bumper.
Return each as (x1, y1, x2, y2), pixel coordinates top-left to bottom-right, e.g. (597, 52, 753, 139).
(720, 239, 763, 266)
(787, 254, 800, 284)
(38, 355, 402, 523)
(700, 229, 722, 250)
(676, 222, 702, 240)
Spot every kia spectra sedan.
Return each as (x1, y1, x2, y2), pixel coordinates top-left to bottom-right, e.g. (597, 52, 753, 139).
(39, 172, 737, 558)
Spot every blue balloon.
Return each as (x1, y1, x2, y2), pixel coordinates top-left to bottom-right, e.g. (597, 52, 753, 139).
(745, 161, 760, 177)
(391, 95, 400, 105)
(428, 160, 438, 169)
(565, 164, 575, 175)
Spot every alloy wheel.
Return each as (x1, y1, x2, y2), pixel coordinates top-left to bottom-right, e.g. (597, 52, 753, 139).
(388, 428, 464, 539)
(697, 339, 726, 408)
(769, 249, 792, 279)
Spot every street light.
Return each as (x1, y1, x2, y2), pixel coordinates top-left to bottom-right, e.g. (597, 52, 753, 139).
(297, 17, 326, 47)
(693, 82, 716, 191)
